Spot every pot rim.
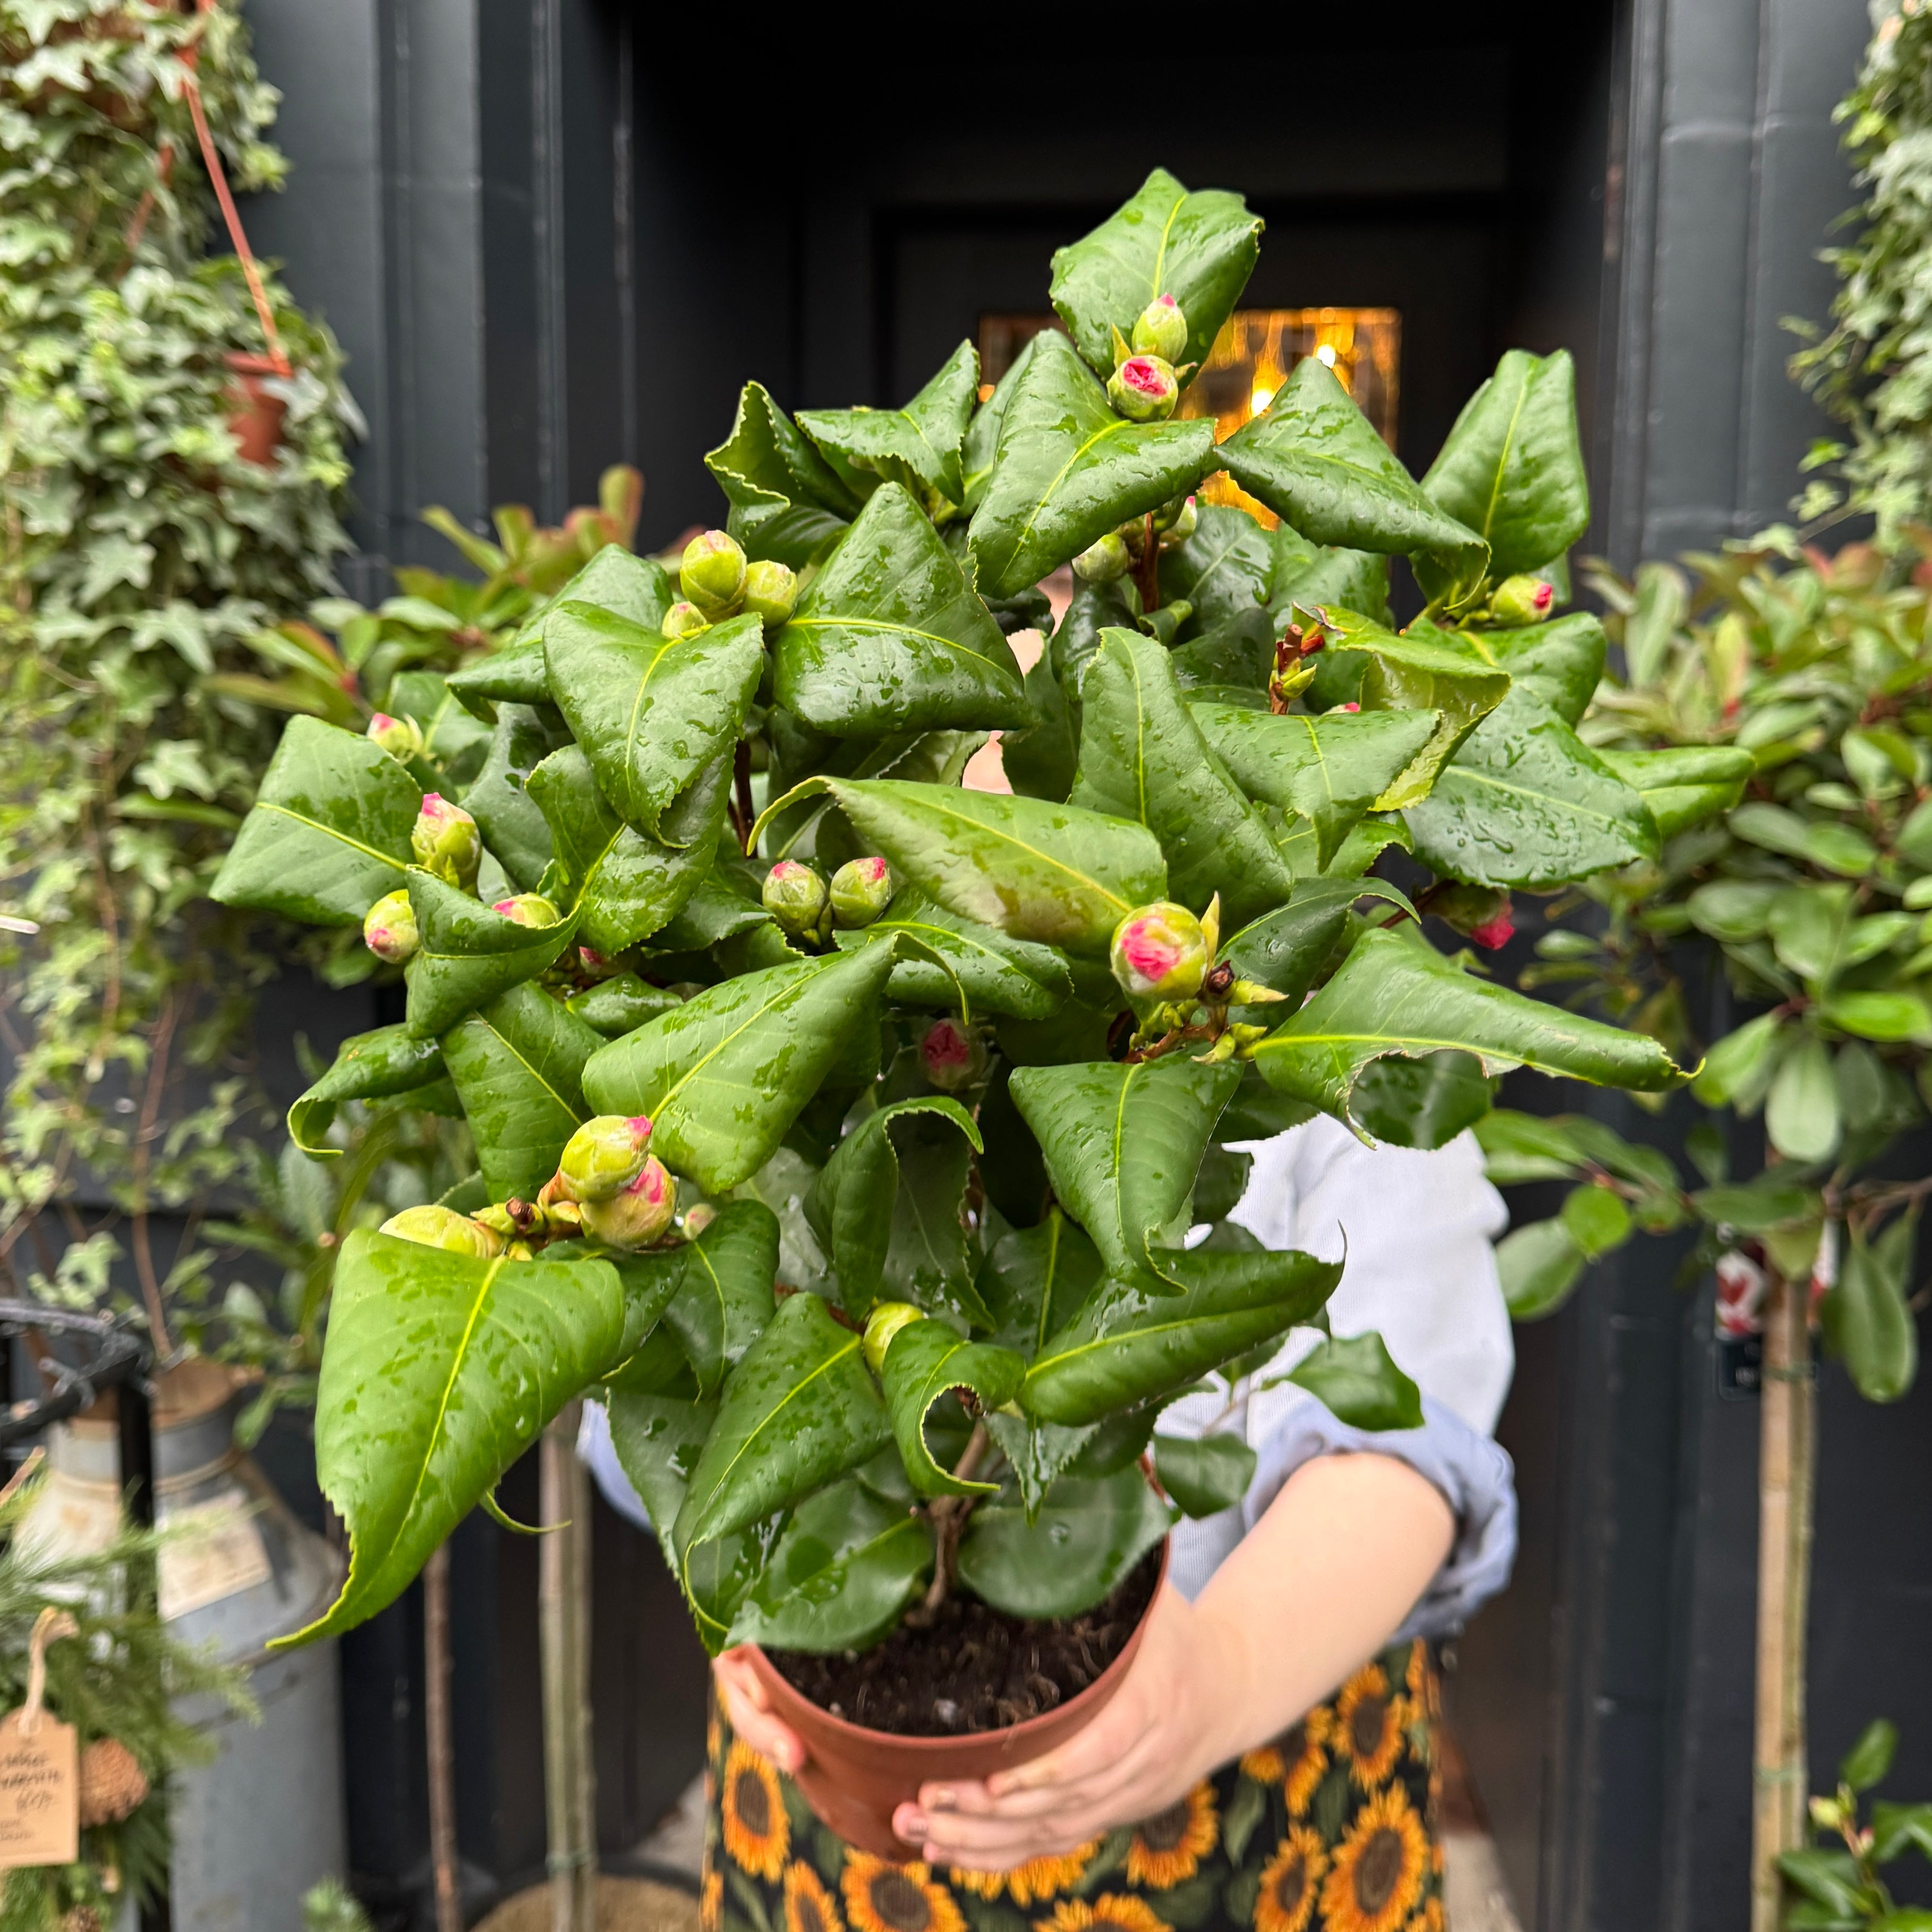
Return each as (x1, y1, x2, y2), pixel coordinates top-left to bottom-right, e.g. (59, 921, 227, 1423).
(746, 1534, 1169, 1754)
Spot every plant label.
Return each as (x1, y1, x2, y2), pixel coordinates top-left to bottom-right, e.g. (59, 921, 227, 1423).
(0, 1709, 77, 1868)
(159, 1491, 273, 1621)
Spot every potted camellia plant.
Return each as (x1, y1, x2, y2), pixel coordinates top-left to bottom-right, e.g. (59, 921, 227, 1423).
(213, 168, 1705, 1857)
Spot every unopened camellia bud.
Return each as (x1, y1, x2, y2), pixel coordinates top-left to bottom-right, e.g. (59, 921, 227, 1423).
(366, 712, 424, 760)
(363, 888, 419, 964)
(1131, 292, 1189, 363)
(556, 1114, 653, 1203)
(1107, 354, 1179, 423)
(680, 529, 747, 617)
(491, 892, 560, 928)
(862, 1300, 922, 1378)
(762, 859, 831, 943)
(380, 1204, 503, 1259)
(741, 558, 798, 627)
(682, 1202, 717, 1239)
(1072, 531, 1132, 583)
(921, 1017, 985, 1092)
(829, 855, 895, 929)
(661, 600, 711, 641)
(1110, 900, 1210, 1003)
(1157, 495, 1198, 549)
(580, 1156, 676, 1249)
(411, 794, 481, 891)
(1489, 574, 1556, 626)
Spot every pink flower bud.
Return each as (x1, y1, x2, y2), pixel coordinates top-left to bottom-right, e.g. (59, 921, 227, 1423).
(580, 1156, 677, 1249)
(1107, 354, 1180, 422)
(362, 888, 418, 964)
(829, 855, 895, 929)
(1131, 293, 1189, 363)
(921, 1018, 985, 1092)
(1110, 901, 1210, 1002)
(491, 892, 560, 927)
(411, 793, 481, 891)
(1489, 574, 1556, 626)
(556, 1114, 653, 1203)
(366, 712, 424, 759)
(1469, 913, 1516, 950)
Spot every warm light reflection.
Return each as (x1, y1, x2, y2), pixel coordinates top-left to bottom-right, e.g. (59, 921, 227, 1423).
(977, 307, 1401, 530)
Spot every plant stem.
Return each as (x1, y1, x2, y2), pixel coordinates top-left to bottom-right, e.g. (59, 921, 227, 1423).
(915, 1422, 991, 1619)
(424, 1541, 462, 1932)
(541, 1401, 597, 1932)
(1751, 1259, 1817, 1932)
(1136, 513, 1160, 615)
(734, 740, 756, 856)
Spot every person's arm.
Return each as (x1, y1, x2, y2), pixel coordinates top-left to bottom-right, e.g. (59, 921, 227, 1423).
(712, 1448, 1452, 1858)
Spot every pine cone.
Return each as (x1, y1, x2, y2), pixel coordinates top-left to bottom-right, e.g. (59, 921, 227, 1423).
(61, 1909, 103, 1932)
(78, 1738, 148, 1827)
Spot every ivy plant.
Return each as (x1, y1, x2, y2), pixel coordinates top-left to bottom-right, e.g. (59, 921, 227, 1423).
(218, 171, 1697, 1658)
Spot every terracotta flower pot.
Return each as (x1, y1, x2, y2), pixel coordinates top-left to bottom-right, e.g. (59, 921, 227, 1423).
(224, 351, 287, 466)
(744, 1541, 1168, 1861)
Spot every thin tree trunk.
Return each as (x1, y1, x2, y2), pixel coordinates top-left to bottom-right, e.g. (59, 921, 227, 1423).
(1751, 1261, 1817, 1932)
(542, 1401, 598, 1932)
(425, 1541, 462, 1932)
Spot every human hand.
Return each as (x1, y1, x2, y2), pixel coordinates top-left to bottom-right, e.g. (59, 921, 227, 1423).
(891, 1584, 1244, 1868)
(714, 1647, 807, 1776)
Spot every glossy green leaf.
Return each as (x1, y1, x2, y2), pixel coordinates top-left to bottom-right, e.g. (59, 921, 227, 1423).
(279, 1229, 624, 1645)
(1009, 1058, 1239, 1291)
(1269, 529, 1391, 627)
(607, 1247, 691, 1361)
(1218, 359, 1488, 600)
(1766, 1033, 1841, 1162)
(1219, 878, 1412, 1005)
(957, 1466, 1176, 1621)
(1193, 703, 1440, 870)
(704, 380, 857, 566)
(545, 602, 763, 840)
(1317, 609, 1511, 806)
(386, 670, 491, 784)
(1767, 885, 1855, 988)
(727, 1479, 934, 1652)
(565, 976, 682, 1036)
(444, 639, 551, 717)
(772, 483, 1030, 734)
(1825, 1218, 1919, 1403)
(288, 1026, 446, 1157)
(1047, 167, 1263, 378)
(460, 702, 560, 891)
(1252, 927, 1686, 1133)
(881, 1319, 1025, 1496)
(1825, 991, 1932, 1041)
(527, 743, 725, 955)
(1871, 1799, 1932, 1865)
(1692, 1010, 1788, 1109)
(403, 871, 583, 1039)
(981, 1211, 1107, 1361)
(962, 333, 1047, 513)
(1472, 612, 1607, 725)
(1495, 1218, 1587, 1320)
(805, 1098, 984, 1322)
(1068, 626, 1295, 924)
(1562, 1181, 1633, 1257)
(660, 1201, 782, 1395)
(1170, 608, 1275, 701)
(1405, 685, 1659, 889)
(759, 777, 1166, 956)
(1160, 504, 1273, 635)
(440, 982, 600, 1204)
(797, 342, 979, 508)
(836, 891, 1073, 1021)
(673, 1289, 892, 1552)
(1841, 1718, 1900, 1794)
(1000, 645, 1080, 803)
(1283, 1332, 1423, 1431)
(1152, 1432, 1257, 1518)
(1350, 1050, 1493, 1150)
(581, 941, 900, 1191)
(605, 1389, 716, 1531)
(210, 716, 420, 925)
(1689, 1176, 1821, 1233)
(968, 330, 1215, 600)
(1601, 745, 1755, 839)
(1420, 348, 1590, 582)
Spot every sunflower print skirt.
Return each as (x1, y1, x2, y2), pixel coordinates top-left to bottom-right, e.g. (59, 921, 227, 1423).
(704, 1639, 1443, 1932)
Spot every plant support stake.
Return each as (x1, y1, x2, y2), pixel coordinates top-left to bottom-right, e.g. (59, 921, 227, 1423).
(542, 1401, 597, 1932)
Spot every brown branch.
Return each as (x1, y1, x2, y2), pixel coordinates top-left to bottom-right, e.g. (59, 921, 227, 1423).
(910, 1422, 992, 1621)
(1135, 513, 1161, 615)
(734, 739, 757, 856)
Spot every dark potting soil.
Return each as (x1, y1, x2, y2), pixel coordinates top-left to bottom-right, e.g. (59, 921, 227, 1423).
(765, 1550, 1161, 1737)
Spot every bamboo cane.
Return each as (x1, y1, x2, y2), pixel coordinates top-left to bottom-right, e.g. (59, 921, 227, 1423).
(1750, 1261, 1817, 1932)
(541, 1401, 598, 1932)
(425, 1542, 462, 1932)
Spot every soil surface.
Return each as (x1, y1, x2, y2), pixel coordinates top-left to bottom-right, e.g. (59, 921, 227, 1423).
(766, 1550, 1161, 1737)
(476, 1876, 698, 1932)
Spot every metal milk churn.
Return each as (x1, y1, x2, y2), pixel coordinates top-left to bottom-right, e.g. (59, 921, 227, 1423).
(18, 1361, 348, 1929)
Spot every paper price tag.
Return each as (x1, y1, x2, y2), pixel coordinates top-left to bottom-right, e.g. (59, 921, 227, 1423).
(159, 1490, 272, 1622)
(0, 1610, 78, 1868)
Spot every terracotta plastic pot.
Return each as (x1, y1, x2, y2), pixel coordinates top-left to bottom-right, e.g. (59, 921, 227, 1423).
(744, 1540, 1168, 1861)
(224, 351, 287, 466)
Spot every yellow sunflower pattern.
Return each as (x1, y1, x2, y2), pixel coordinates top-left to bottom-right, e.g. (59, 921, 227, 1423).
(703, 1640, 1443, 1932)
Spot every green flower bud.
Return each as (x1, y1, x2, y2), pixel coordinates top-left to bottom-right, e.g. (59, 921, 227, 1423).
(741, 558, 799, 627)
(491, 892, 560, 928)
(829, 855, 895, 929)
(580, 1156, 677, 1249)
(661, 601, 711, 641)
(862, 1300, 923, 1378)
(1156, 495, 1198, 549)
(1488, 574, 1556, 626)
(1130, 293, 1189, 362)
(556, 1114, 653, 1204)
(680, 529, 747, 617)
(366, 712, 425, 760)
(380, 1204, 503, 1259)
(1110, 901, 1210, 1003)
(1107, 355, 1179, 422)
(363, 888, 419, 964)
(411, 794, 481, 892)
(920, 1017, 985, 1092)
(1072, 531, 1133, 583)
(682, 1202, 718, 1239)
(762, 859, 830, 943)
